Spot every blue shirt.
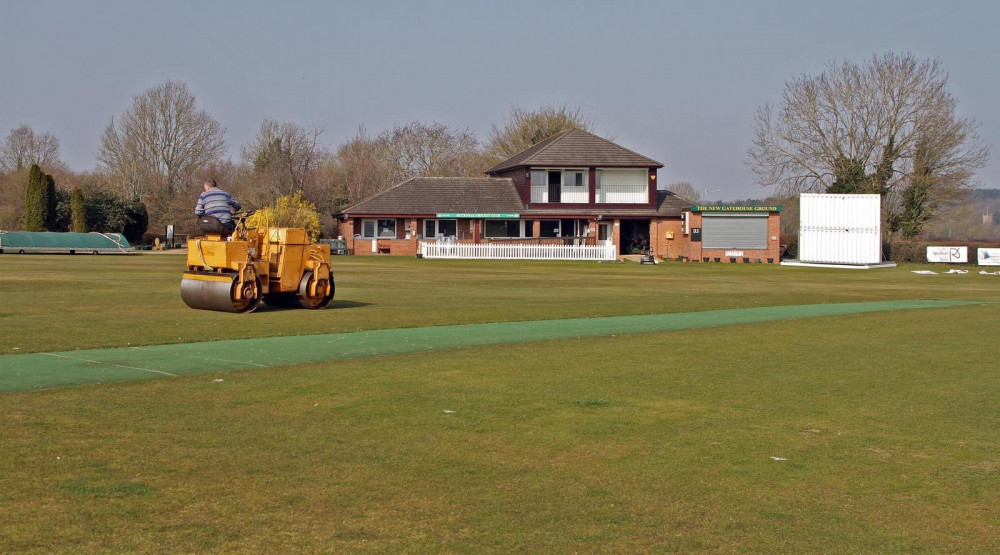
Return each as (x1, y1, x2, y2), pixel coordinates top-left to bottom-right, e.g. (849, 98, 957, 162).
(195, 188, 241, 223)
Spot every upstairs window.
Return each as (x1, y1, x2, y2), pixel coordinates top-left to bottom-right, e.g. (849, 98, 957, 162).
(530, 169, 588, 203)
(531, 170, 545, 186)
(567, 170, 586, 186)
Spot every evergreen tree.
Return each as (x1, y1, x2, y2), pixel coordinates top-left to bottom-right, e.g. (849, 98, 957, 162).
(71, 188, 88, 232)
(44, 173, 57, 230)
(84, 192, 149, 242)
(23, 164, 47, 231)
(51, 189, 73, 232)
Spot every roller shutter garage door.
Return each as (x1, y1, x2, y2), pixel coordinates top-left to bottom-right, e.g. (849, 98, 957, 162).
(702, 215, 767, 249)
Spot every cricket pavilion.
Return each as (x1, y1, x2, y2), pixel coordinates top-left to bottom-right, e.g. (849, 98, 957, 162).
(336, 129, 781, 262)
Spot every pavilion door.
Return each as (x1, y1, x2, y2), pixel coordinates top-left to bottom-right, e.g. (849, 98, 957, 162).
(548, 171, 561, 203)
(598, 222, 612, 245)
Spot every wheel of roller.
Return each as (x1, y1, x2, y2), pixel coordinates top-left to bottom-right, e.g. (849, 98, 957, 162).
(295, 270, 335, 309)
(180, 273, 262, 313)
(231, 277, 262, 313)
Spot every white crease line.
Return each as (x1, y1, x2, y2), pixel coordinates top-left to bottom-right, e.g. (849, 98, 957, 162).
(203, 357, 268, 368)
(39, 353, 177, 377)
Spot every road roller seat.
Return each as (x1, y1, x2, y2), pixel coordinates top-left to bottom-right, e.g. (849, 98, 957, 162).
(197, 215, 235, 236)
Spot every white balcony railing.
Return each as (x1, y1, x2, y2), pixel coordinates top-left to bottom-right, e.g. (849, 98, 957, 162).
(531, 185, 587, 203)
(597, 183, 647, 204)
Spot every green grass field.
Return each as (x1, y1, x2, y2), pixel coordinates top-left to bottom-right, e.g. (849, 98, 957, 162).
(1, 254, 998, 551)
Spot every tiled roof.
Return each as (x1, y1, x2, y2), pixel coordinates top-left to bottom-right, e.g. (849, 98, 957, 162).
(487, 128, 664, 173)
(657, 189, 694, 216)
(340, 177, 524, 215)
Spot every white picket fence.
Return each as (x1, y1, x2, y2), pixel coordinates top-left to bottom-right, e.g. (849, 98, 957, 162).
(420, 241, 616, 261)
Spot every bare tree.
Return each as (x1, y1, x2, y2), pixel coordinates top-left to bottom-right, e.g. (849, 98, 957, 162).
(747, 52, 989, 235)
(385, 121, 479, 177)
(485, 104, 593, 165)
(241, 119, 329, 199)
(665, 182, 701, 202)
(98, 81, 227, 202)
(0, 125, 63, 173)
(327, 126, 404, 208)
(329, 122, 481, 208)
(0, 168, 28, 229)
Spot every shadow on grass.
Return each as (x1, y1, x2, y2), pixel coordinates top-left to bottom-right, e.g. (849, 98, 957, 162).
(330, 300, 371, 310)
(254, 300, 371, 312)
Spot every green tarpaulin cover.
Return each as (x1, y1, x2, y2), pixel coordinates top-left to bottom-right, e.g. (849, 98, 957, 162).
(0, 231, 132, 252)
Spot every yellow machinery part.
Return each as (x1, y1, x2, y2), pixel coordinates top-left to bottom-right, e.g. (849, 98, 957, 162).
(186, 237, 249, 270)
(180, 272, 261, 313)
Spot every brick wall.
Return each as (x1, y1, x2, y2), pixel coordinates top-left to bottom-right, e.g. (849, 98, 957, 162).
(648, 169, 657, 206)
(337, 219, 355, 253)
(351, 238, 418, 256)
(650, 218, 685, 259)
(494, 168, 529, 204)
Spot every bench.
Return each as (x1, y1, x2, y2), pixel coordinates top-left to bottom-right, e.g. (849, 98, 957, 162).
(324, 239, 348, 255)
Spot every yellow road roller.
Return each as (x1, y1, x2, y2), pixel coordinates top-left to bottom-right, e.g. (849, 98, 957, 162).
(181, 213, 334, 313)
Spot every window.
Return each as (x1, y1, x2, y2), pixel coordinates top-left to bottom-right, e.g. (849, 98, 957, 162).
(485, 219, 521, 238)
(424, 219, 436, 238)
(377, 219, 396, 238)
(361, 219, 397, 238)
(567, 170, 585, 186)
(561, 219, 577, 236)
(540, 220, 560, 237)
(531, 170, 545, 186)
(438, 219, 457, 237)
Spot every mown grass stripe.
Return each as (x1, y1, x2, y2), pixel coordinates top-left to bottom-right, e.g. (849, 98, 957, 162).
(0, 300, 983, 392)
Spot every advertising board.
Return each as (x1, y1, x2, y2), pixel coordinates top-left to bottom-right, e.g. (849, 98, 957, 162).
(977, 248, 1000, 266)
(926, 246, 968, 263)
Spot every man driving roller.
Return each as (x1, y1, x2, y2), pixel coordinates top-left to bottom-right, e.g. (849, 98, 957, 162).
(194, 178, 241, 233)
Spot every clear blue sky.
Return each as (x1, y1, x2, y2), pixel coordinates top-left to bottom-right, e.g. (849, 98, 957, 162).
(2, 0, 997, 200)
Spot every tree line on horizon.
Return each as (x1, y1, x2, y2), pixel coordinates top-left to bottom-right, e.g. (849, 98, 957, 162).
(0, 51, 992, 242)
(0, 94, 600, 240)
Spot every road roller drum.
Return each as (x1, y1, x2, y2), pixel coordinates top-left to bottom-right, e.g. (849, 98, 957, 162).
(181, 272, 262, 313)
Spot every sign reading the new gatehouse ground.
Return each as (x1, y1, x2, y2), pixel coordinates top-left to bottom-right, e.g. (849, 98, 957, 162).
(691, 205, 781, 213)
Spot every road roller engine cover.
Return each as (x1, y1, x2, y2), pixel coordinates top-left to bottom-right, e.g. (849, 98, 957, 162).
(181, 218, 334, 313)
